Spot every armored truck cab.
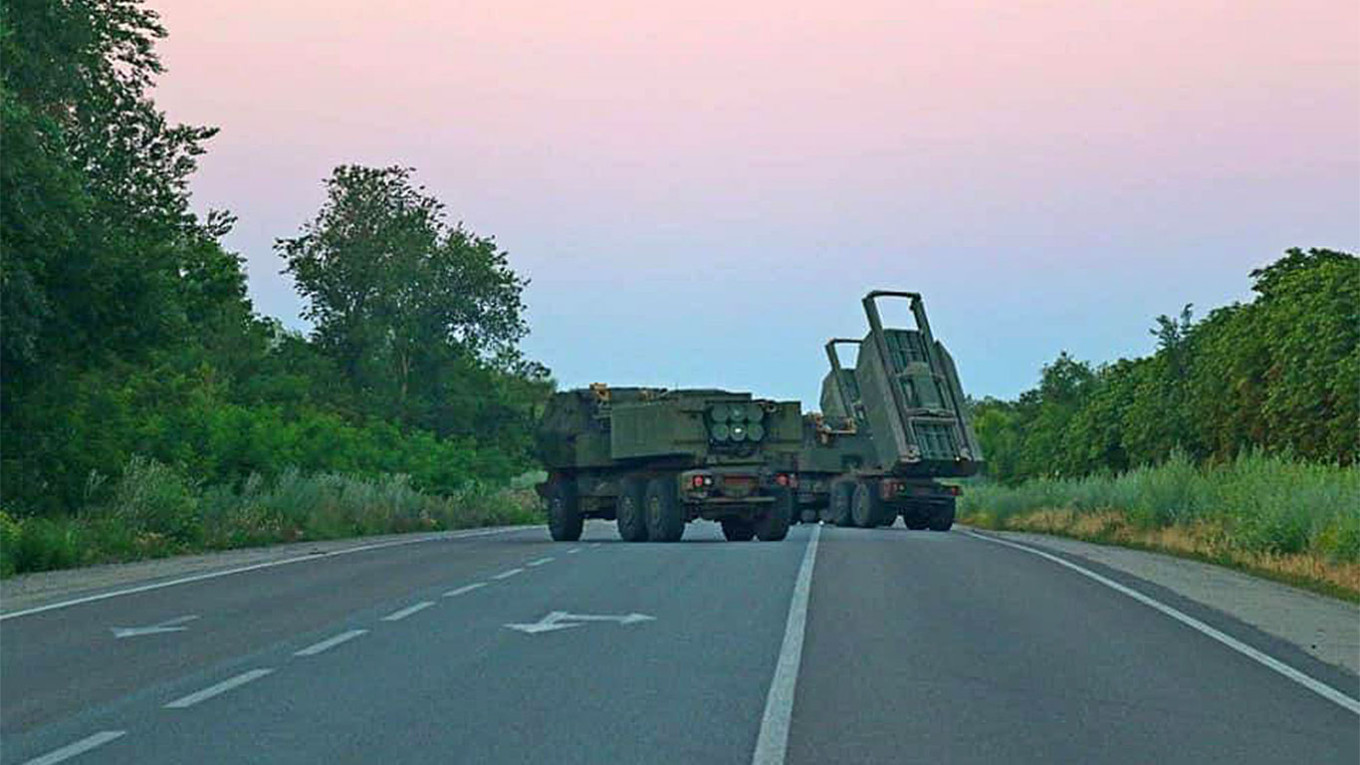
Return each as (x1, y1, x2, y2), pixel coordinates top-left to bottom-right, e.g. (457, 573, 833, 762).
(796, 291, 982, 531)
(536, 385, 801, 543)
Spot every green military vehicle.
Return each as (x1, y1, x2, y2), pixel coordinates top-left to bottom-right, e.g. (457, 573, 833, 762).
(535, 385, 802, 542)
(795, 290, 982, 530)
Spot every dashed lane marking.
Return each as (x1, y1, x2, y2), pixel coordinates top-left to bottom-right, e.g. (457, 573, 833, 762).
(381, 601, 435, 622)
(491, 568, 524, 580)
(165, 669, 274, 709)
(20, 731, 126, 765)
(443, 582, 487, 597)
(526, 557, 554, 567)
(294, 629, 367, 657)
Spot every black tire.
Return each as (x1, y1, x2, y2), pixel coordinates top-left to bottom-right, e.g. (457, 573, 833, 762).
(829, 481, 856, 527)
(927, 498, 956, 532)
(645, 477, 685, 542)
(721, 519, 756, 541)
(755, 488, 793, 541)
(545, 479, 583, 541)
(616, 477, 649, 542)
(851, 481, 887, 528)
(800, 508, 820, 524)
(903, 504, 930, 530)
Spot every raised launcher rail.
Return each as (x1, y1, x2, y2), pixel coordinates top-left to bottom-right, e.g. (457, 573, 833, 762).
(535, 385, 802, 543)
(795, 290, 983, 531)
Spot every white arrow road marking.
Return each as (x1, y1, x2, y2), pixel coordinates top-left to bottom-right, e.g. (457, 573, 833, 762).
(505, 610, 656, 634)
(110, 614, 198, 639)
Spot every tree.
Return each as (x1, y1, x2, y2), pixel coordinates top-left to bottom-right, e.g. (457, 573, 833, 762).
(278, 165, 533, 427)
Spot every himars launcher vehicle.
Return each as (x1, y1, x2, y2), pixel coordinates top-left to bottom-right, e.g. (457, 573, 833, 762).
(535, 386, 802, 542)
(795, 290, 983, 530)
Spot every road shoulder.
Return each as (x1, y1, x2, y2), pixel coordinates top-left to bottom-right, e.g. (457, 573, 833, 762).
(970, 527, 1360, 675)
(0, 526, 533, 616)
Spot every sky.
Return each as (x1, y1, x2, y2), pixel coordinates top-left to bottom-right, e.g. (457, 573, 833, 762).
(148, 0, 1359, 405)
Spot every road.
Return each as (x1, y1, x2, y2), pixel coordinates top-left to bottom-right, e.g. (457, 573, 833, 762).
(2, 522, 1356, 764)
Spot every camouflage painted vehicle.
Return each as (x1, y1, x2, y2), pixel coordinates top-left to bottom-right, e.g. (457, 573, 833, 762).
(535, 385, 802, 542)
(795, 291, 982, 531)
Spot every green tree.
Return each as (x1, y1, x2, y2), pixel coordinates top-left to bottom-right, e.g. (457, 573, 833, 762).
(277, 166, 531, 423)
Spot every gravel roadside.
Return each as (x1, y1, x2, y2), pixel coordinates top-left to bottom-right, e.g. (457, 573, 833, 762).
(978, 527, 1360, 675)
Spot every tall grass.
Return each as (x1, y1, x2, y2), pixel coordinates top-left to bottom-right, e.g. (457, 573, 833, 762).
(0, 458, 543, 577)
(959, 451, 1360, 596)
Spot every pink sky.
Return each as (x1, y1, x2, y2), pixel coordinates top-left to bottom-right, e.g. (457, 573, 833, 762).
(150, 0, 1359, 401)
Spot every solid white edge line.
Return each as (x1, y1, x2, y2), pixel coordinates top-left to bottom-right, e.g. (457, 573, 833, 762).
(294, 629, 368, 657)
(752, 524, 822, 765)
(2, 526, 529, 621)
(381, 601, 435, 622)
(526, 557, 554, 567)
(20, 730, 126, 765)
(164, 668, 274, 709)
(443, 582, 487, 597)
(491, 568, 524, 580)
(964, 530, 1360, 715)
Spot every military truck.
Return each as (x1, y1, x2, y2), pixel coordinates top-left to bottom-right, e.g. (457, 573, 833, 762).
(536, 385, 802, 542)
(795, 290, 982, 530)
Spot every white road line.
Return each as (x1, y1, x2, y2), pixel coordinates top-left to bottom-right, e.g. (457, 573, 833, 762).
(381, 601, 435, 622)
(964, 530, 1360, 715)
(566, 547, 582, 554)
(588, 543, 603, 548)
(165, 668, 274, 709)
(2, 526, 529, 621)
(491, 568, 524, 580)
(752, 524, 822, 765)
(294, 629, 367, 657)
(526, 557, 554, 567)
(20, 731, 126, 765)
(443, 582, 487, 597)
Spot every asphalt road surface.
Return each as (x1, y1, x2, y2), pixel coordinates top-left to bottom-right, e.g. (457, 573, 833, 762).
(2, 522, 1356, 764)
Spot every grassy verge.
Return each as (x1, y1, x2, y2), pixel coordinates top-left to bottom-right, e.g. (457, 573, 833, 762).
(958, 452, 1360, 602)
(0, 458, 545, 578)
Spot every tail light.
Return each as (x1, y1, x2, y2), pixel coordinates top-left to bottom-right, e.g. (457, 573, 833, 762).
(946, 485, 962, 496)
(692, 475, 705, 488)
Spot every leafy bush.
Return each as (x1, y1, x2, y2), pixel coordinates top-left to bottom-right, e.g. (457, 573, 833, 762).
(0, 458, 544, 577)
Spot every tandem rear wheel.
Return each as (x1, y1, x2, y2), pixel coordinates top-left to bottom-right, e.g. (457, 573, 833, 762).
(616, 477, 649, 542)
(645, 477, 685, 542)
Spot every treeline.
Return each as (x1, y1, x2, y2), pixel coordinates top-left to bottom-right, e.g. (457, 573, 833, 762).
(0, 0, 551, 527)
(972, 248, 1358, 484)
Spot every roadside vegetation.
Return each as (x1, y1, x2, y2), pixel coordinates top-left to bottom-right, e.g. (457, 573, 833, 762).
(0, 2, 550, 577)
(963, 249, 1359, 598)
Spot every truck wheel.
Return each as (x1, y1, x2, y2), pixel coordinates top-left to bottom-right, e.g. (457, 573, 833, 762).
(755, 488, 793, 541)
(851, 481, 887, 528)
(721, 519, 756, 541)
(800, 508, 820, 524)
(616, 478, 650, 542)
(645, 477, 685, 542)
(546, 479, 583, 541)
(903, 504, 930, 530)
(830, 481, 855, 527)
(927, 498, 956, 531)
